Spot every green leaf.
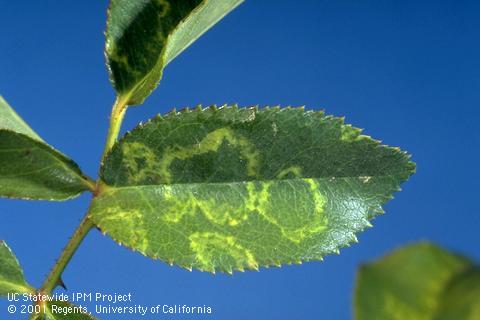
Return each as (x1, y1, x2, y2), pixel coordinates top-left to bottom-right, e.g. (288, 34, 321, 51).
(92, 106, 415, 273)
(354, 242, 477, 320)
(0, 241, 33, 295)
(0, 96, 42, 141)
(105, 0, 243, 105)
(434, 268, 480, 320)
(0, 96, 93, 200)
(32, 301, 97, 320)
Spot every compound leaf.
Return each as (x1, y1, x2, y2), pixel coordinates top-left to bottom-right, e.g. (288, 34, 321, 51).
(92, 106, 415, 273)
(0, 241, 33, 295)
(0, 96, 93, 200)
(105, 0, 243, 105)
(355, 242, 478, 320)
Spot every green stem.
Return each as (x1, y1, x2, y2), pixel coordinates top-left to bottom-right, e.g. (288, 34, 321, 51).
(101, 96, 128, 163)
(38, 96, 129, 296)
(40, 215, 94, 294)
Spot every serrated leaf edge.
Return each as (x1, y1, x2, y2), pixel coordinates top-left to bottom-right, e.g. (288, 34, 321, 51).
(102, 105, 416, 181)
(96, 105, 415, 273)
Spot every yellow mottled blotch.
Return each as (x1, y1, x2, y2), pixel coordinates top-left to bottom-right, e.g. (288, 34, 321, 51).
(161, 185, 248, 226)
(158, 128, 260, 183)
(276, 166, 303, 179)
(121, 142, 163, 184)
(245, 181, 271, 213)
(247, 179, 328, 243)
(97, 205, 149, 254)
(189, 232, 258, 272)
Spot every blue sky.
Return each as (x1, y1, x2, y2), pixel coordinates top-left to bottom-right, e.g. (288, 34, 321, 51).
(0, 1, 479, 319)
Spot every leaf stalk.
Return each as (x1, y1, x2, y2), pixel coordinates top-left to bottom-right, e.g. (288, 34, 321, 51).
(101, 96, 128, 163)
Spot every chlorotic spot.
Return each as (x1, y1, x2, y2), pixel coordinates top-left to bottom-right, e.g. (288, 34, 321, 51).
(189, 232, 258, 272)
(247, 179, 328, 243)
(121, 142, 163, 184)
(98, 205, 149, 254)
(276, 166, 303, 179)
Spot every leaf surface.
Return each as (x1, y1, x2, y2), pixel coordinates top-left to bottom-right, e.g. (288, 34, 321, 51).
(0, 241, 33, 295)
(92, 108, 414, 272)
(0, 96, 93, 200)
(0, 96, 42, 141)
(92, 106, 415, 273)
(355, 242, 478, 320)
(105, 0, 243, 105)
(434, 268, 480, 320)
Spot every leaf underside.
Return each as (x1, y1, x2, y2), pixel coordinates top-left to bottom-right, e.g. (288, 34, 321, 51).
(105, 0, 243, 105)
(355, 242, 480, 320)
(0, 241, 32, 296)
(0, 96, 91, 200)
(91, 106, 415, 273)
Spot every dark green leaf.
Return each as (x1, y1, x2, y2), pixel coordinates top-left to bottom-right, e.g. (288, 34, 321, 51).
(92, 106, 415, 273)
(355, 242, 476, 320)
(105, 0, 243, 105)
(0, 96, 93, 200)
(0, 241, 33, 295)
